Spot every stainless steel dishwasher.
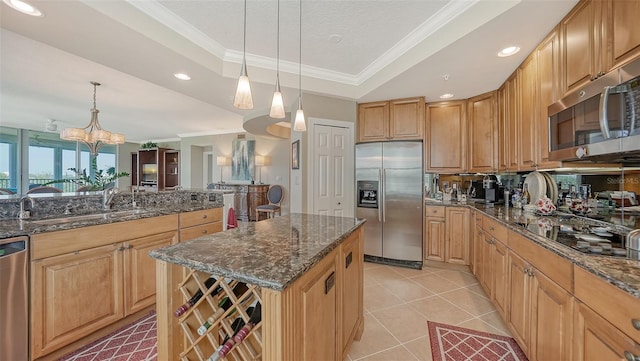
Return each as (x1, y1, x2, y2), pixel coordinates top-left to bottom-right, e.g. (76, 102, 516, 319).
(0, 236, 29, 360)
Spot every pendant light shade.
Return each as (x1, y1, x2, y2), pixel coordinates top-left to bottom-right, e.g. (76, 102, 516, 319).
(294, 0, 306, 132)
(233, 0, 253, 110)
(270, 75, 285, 118)
(60, 81, 125, 156)
(270, 0, 286, 119)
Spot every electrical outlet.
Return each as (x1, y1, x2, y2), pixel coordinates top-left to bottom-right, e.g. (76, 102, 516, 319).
(191, 194, 197, 201)
(208, 193, 216, 202)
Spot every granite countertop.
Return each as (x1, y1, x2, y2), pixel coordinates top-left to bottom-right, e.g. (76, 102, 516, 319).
(149, 213, 366, 291)
(427, 199, 640, 298)
(0, 203, 222, 239)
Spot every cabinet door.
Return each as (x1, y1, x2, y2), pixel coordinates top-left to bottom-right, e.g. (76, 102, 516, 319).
(507, 74, 520, 171)
(445, 207, 469, 265)
(479, 234, 493, 295)
(124, 231, 176, 315)
(389, 97, 424, 140)
(609, 0, 640, 69)
(531, 270, 574, 361)
(472, 224, 483, 278)
(31, 244, 123, 358)
(536, 29, 563, 170)
(340, 232, 363, 357)
(300, 255, 338, 361)
(519, 54, 538, 171)
(424, 217, 445, 262)
(492, 239, 509, 321)
(467, 91, 498, 173)
(358, 101, 389, 142)
(425, 101, 467, 173)
(562, 0, 599, 93)
(507, 252, 532, 356)
(573, 301, 640, 361)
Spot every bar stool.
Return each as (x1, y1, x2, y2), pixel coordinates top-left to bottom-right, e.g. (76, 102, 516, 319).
(256, 185, 283, 221)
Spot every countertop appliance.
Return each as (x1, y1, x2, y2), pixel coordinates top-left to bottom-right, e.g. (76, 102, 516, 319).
(355, 141, 423, 268)
(549, 57, 640, 164)
(483, 175, 502, 203)
(0, 237, 28, 361)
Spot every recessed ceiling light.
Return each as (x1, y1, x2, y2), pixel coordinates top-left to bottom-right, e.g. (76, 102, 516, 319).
(498, 46, 520, 57)
(440, 93, 454, 99)
(3, 0, 43, 16)
(174, 73, 191, 81)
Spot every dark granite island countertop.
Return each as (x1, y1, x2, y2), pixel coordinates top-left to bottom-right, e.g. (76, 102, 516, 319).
(149, 213, 366, 291)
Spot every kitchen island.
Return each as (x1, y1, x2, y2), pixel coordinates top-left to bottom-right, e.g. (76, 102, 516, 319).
(149, 213, 365, 361)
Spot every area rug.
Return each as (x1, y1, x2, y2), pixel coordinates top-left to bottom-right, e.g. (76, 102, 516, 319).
(428, 321, 527, 361)
(58, 311, 157, 361)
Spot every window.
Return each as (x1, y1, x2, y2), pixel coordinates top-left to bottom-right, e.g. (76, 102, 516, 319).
(0, 127, 18, 193)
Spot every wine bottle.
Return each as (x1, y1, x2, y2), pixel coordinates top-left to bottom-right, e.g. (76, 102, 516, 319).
(197, 297, 233, 336)
(195, 282, 249, 335)
(233, 302, 261, 343)
(174, 277, 221, 317)
(206, 317, 245, 361)
(218, 309, 253, 358)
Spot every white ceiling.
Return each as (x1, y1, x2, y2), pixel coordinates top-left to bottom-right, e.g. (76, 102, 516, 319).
(0, 0, 578, 143)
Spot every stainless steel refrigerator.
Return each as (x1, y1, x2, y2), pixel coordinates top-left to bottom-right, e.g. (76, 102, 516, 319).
(355, 141, 423, 267)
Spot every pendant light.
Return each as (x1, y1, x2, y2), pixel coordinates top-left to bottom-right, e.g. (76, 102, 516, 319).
(293, 0, 306, 132)
(60, 81, 125, 156)
(269, 0, 285, 118)
(233, 0, 253, 109)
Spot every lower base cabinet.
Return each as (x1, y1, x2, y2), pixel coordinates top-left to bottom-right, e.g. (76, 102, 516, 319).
(424, 206, 469, 265)
(507, 252, 532, 356)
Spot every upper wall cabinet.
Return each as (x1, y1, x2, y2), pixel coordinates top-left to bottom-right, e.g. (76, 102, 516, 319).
(497, 73, 519, 173)
(467, 91, 498, 173)
(425, 101, 467, 173)
(357, 97, 424, 143)
(561, 0, 640, 95)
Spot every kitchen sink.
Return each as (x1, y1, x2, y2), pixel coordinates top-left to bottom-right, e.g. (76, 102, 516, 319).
(27, 208, 152, 226)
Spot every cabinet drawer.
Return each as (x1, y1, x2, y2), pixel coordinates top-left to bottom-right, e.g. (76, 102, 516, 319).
(179, 208, 223, 228)
(508, 230, 573, 291)
(425, 205, 445, 218)
(179, 222, 222, 242)
(482, 216, 507, 241)
(574, 266, 640, 344)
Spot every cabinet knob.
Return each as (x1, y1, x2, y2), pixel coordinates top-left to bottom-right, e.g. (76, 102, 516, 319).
(202, 230, 208, 234)
(202, 214, 207, 219)
(117, 246, 126, 251)
(632, 319, 640, 331)
(433, 210, 438, 214)
(489, 226, 495, 231)
(624, 351, 640, 361)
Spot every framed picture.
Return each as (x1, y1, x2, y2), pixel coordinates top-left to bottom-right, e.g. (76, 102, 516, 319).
(292, 140, 300, 169)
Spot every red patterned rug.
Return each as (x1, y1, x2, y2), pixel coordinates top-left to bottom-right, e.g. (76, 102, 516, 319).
(428, 321, 528, 361)
(58, 311, 157, 361)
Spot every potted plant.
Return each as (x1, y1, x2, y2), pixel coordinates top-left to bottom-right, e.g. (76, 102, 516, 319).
(140, 141, 158, 149)
(45, 158, 130, 191)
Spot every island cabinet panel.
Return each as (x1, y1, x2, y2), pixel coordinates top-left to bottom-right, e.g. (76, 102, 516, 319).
(339, 230, 364, 358)
(31, 244, 123, 359)
(179, 208, 224, 241)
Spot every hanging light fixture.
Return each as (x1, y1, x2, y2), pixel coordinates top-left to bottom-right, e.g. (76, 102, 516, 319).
(293, 0, 306, 132)
(269, 0, 285, 118)
(60, 81, 125, 156)
(233, 0, 254, 109)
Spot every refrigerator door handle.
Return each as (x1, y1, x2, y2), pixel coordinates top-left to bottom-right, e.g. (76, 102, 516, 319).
(382, 168, 386, 223)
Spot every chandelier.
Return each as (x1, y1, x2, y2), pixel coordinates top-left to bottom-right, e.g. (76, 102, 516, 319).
(60, 81, 125, 155)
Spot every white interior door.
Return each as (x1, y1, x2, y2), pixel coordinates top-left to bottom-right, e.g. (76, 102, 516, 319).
(313, 124, 351, 217)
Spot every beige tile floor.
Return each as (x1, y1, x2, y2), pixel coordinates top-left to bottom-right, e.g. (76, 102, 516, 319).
(346, 261, 513, 361)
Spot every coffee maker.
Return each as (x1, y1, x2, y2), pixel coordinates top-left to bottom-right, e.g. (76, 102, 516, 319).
(483, 175, 502, 203)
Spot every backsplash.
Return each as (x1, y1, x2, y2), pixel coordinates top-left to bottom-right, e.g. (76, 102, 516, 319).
(0, 190, 223, 220)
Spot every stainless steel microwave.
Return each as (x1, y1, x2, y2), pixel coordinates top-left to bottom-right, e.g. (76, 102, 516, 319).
(548, 58, 640, 164)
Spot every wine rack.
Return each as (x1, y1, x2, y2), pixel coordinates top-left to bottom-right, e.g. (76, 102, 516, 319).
(176, 269, 263, 361)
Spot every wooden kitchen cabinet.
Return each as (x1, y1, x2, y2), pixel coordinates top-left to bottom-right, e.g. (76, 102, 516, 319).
(518, 53, 538, 171)
(560, 0, 640, 96)
(425, 101, 467, 173)
(497, 73, 519, 172)
(339, 230, 364, 359)
(357, 97, 424, 143)
(424, 205, 445, 262)
(478, 221, 508, 320)
(467, 91, 498, 173)
(507, 251, 533, 357)
(30, 215, 179, 359)
(444, 207, 469, 265)
(179, 208, 224, 241)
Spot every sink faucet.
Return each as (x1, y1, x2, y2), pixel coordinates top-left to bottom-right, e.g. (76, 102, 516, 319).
(103, 187, 119, 210)
(18, 195, 34, 220)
